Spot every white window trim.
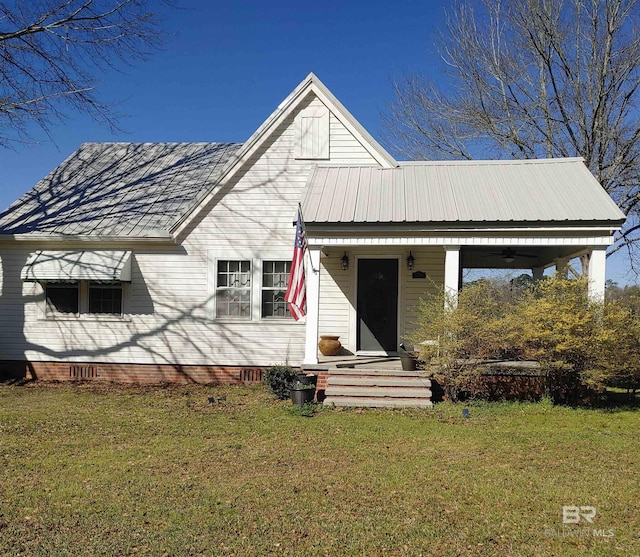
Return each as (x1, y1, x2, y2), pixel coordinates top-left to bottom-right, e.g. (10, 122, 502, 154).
(260, 259, 293, 320)
(211, 256, 253, 321)
(208, 251, 300, 323)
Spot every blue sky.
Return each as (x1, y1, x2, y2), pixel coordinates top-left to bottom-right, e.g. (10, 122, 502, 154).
(0, 0, 634, 284)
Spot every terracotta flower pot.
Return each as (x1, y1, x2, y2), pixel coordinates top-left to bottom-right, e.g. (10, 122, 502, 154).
(318, 335, 341, 356)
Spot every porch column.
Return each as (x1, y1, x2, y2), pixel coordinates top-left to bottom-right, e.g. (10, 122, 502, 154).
(444, 246, 460, 308)
(303, 246, 321, 365)
(554, 257, 570, 278)
(532, 266, 545, 281)
(588, 247, 607, 302)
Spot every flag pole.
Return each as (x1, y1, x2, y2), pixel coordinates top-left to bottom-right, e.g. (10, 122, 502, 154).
(297, 202, 318, 273)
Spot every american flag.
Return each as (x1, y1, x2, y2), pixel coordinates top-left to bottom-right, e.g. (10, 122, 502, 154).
(285, 209, 307, 320)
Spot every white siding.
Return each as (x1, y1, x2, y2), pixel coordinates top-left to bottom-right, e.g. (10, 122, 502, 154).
(318, 255, 351, 347)
(0, 93, 382, 367)
(402, 248, 445, 343)
(315, 247, 446, 354)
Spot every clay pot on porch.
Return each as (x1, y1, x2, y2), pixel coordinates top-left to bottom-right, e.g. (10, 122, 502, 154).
(318, 335, 342, 356)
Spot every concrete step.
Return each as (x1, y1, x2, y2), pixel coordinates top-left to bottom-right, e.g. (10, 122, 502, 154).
(325, 385, 432, 398)
(321, 368, 433, 408)
(328, 375, 431, 388)
(326, 368, 428, 377)
(323, 396, 433, 408)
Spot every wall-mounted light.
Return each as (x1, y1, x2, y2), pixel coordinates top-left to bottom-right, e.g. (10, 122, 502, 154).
(407, 251, 415, 271)
(341, 252, 349, 271)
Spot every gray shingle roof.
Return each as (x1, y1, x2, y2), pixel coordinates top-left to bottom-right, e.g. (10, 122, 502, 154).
(302, 158, 626, 225)
(0, 142, 242, 237)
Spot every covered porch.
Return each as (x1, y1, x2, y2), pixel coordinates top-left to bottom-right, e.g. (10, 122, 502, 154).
(299, 158, 625, 368)
(301, 240, 610, 366)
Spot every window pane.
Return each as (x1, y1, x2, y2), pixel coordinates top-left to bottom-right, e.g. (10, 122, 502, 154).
(262, 260, 291, 318)
(216, 260, 251, 319)
(46, 284, 79, 314)
(261, 290, 289, 318)
(216, 289, 251, 318)
(89, 285, 123, 315)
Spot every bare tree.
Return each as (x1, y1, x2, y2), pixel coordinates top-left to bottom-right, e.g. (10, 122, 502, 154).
(384, 0, 640, 264)
(0, 0, 172, 147)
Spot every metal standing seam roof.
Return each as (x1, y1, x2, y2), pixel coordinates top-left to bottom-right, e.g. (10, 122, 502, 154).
(301, 158, 626, 225)
(0, 142, 243, 237)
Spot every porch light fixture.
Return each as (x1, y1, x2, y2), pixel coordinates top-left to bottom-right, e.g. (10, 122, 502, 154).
(406, 251, 415, 271)
(341, 252, 349, 271)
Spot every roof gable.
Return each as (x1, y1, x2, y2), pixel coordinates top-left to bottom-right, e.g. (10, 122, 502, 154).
(169, 73, 397, 239)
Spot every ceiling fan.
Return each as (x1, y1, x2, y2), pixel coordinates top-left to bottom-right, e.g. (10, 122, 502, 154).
(488, 248, 537, 263)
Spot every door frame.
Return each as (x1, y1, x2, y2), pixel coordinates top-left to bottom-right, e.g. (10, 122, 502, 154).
(350, 253, 402, 356)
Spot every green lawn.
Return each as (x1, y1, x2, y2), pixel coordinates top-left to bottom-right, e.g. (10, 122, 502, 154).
(0, 382, 638, 556)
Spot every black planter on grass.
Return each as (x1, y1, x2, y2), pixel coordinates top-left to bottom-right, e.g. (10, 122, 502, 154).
(290, 380, 315, 406)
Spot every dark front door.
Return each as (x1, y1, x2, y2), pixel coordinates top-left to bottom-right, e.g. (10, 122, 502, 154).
(357, 259, 398, 352)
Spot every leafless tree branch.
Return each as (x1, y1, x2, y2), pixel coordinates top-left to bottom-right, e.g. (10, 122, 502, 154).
(383, 0, 640, 266)
(0, 0, 174, 147)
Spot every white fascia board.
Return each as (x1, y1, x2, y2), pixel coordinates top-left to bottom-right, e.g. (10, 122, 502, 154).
(170, 73, 397, 240)
(0, 234, 176, 245)
(310, 236, 615, 247)
(306, 224, 622, 234)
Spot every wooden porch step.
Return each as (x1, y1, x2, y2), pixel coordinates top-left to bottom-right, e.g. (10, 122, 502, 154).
(328, 375, 431, 387)
(322, 369, 433, 408)
(325, 368, 428, 377)
(325, 385, 432, 398)
(323, 396, 433, 408)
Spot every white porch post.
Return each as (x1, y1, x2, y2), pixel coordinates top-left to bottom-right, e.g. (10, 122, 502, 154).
(588, 247, 607, 302)
(444, 246, 460, 308)
(532, 266, 545, 281)
(303, 246, 321, 365)
(554, 257, 570, 278)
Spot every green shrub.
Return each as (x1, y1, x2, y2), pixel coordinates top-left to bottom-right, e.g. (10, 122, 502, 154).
(409, 275, 634, 404)
(263, 365, 297, 400)
(409, 280, 517, 402)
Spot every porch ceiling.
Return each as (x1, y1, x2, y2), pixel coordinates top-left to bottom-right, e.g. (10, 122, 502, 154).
(461, 245, 584, 269)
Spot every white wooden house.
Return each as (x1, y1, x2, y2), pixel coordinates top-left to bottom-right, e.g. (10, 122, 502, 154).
(0, 73, 626, 387)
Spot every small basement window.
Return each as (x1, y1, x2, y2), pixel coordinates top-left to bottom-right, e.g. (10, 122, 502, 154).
(89, 283, 123, 315)
(46, 283, 79, 315)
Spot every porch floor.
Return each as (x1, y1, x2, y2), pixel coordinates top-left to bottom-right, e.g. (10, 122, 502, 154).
(317, 354, 406, 371)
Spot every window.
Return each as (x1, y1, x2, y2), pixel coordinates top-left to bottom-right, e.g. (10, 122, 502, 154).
(262, 261, 291, 318)
(216, 260, 251, 318)
(46, 283, 79, 315)
(89, 283, 123, 315)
